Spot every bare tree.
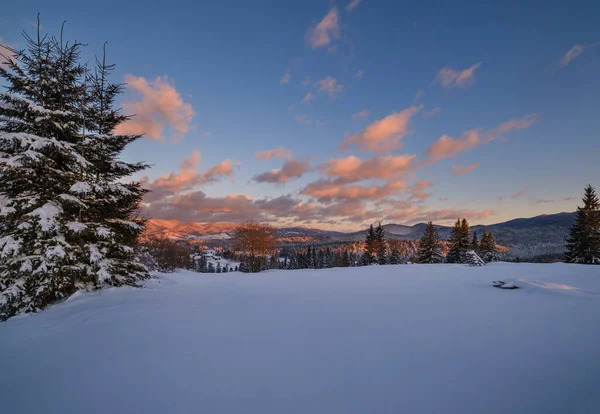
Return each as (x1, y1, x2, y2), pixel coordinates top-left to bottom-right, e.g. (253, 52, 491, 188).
(233, 222, 277, 272)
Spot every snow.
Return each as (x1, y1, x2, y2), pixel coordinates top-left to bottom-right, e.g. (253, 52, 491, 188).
(1, 263, 600, 414)
(69, 181, 92, 194)
(66, 221, 88, 233)
(26, 202, 62, 232)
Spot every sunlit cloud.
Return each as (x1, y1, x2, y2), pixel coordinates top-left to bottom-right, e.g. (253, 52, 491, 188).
(300, 92, 314, 104)
(320, 154, 415, 183)
(306, 8, 340, 49)
(352, 109, 370, 121)
(432, 62, 482, 89)
(315, 76, 344, 98)
(342, 105, 423, 153)
(252, 159, 311, 183)
(451, 162, 481, 176)
(413, 89, 424, 104)
(255, 147, 292, 160)
(346, 0, 363, 11)
(302, 179, 406, 202)
(115, 75, 194, 142)
(498, 190, 526, 201)
(294, 114, 312, 126)
(558, 44, 585, 67)
(408, 180, 433, 201)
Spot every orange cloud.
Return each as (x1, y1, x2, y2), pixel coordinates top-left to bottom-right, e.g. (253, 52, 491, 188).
(558, 44, 585, 67)
(115, 75, 194, 142)
(433, 62, 482, 89)
(342, 105, 423, 153)
(302, 179, 406, 202)
(253, 159, 311, 183)
(424, 130, 480, 162)
(352, 109, 370, 121)
(307, 8, 340, 49)
(315, 76, 344, 98)
(255, 147, 292, 160)
(408, 180, 433, 201)
(451, 162, 481, 176)
(320, 154, 415, 183)
(423, 114, 539, 164)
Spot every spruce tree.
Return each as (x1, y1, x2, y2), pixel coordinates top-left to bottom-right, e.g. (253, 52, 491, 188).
(480, 231, 499, 262)
(417, 222, 443, 263)
(471, 232, 479, 253)
(446, 219, 471, 263)
(375, 222, 387, 265)
(565, 185, 600, 264)
(362, 224, 376, 265)
(0, 21, 149, 319)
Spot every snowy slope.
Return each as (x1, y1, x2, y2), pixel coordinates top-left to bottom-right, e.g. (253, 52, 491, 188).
(1, 263, 600, 414)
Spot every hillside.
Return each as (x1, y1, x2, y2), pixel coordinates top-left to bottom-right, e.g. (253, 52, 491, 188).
(143, 212, 576, 259)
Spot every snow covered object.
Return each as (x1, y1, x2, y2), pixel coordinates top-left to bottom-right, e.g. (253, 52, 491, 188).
(565, 185, 600, 264)
(480, 231, 499, 263)
(466, 250, 485, 266)
(417, 222, 444, 264)
(0, 23, 150, 320)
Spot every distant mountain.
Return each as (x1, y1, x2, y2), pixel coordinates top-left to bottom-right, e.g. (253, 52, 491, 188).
(143, 212, 576, 259)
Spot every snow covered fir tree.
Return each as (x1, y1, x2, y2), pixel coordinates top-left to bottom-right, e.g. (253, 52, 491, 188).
(0, 21, 150, 320)
(479, 231, 499, 263)
(446, 219, 471, 263)
(565, 184, 600, 264)
(417, 222, 443, 264)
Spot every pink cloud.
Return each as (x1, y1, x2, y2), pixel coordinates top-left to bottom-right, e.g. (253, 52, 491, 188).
(320, 154, 415, 183)
(433, 62, 482, 89)
(253, 159, 311, 183)
(306, 8, 340, 49)
(300, 92, 314, 104)
(423, 114, 539, 164)
(342, 105, 423, 153)
(408, 180, 433, 201)
(255, 147, 292, 160)
(115, 75, 194, 142)
(346, 0, 362, 11)
(451, 162, 481, 176)
(352, 109, 370, 121)
(315, 76, 344, 98)
(559, 44, 585, 67)
(302, 179, 406, 202)
(294, 114, 312, 126)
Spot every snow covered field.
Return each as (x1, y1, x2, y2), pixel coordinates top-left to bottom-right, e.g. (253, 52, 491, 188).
(1, 263, 599, 414)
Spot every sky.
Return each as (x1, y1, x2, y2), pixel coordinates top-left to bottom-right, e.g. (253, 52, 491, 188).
(1, 0, 599, 230)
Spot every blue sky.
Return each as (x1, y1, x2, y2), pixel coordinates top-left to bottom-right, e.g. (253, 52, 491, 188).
(1, 0, 599, 230)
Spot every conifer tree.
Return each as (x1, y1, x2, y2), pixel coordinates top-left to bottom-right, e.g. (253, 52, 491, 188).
(362, 224, 376, 265)
(0, 21, 149, 319)
(446, 219, 471, 263)
(480, 231, 499, 262)
(375, 222, 387, 265)
(565, 185, 600, 264)
(417, 222, 444, 264)
(471, 232, 479, 253)
(388, 240, 402, 264)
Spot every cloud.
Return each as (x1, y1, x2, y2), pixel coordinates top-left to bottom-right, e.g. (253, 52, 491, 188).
(536, 199, 555, 204)
(255, 147, 292, 160)
(498, 190, 526, 201)
(319, 154, 415, 183)
(144, 151, 235, 202)
(558, 44, 585, 67)
(433, 62, 482, 89)
(252, 159, 311, 183)
(451, 162, 481, 176)
(302, 179, 406, 202)
(294, 114, 312, 126)
(300, 92, 314, 104)
(422, 114, 539, 164)
(280, 68, 290, 85)
(423, 107, 443, 117)
(564, 196, 577, 201)
(408, 180, 433, 201)
(385, 207, 494, 224)
(115, 75, 194, 142)
(352, 109, 370, 121)
(413, 89, 424, 104)
(307, 8, 340, 49)
(315, 76, 344, 98)
(301, 77, 312, 86)
(342, 105, 423, 153)
(346, 0, 362, 11)
(354, 69, 364, 80)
